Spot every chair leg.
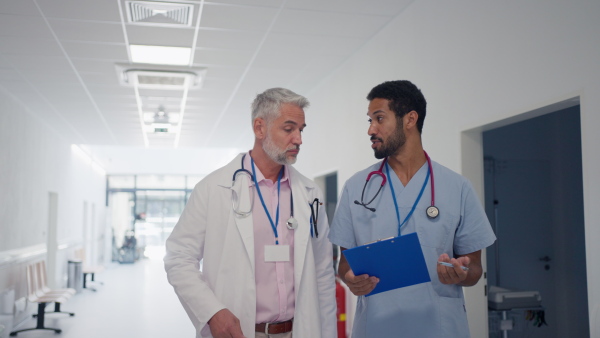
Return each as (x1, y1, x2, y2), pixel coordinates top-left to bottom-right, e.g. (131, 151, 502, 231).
(52, 302, 75, 316)
(83, 273, 98, 292)
(10, 303, 61, 336)
(32, 302, 75, 317)
(91, 273, 104, 285)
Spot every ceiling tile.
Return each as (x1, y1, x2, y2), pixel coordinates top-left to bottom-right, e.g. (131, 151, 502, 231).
(0, 81, 36, 97)
(273, 8, 387, 38)
(286, 0, 411, 17)
(49, 19, 125, 44)
(0, 68, 22, 82)
(50, 100, 97, 113)
(262, 32, 363, 57)
(18, 69, 81, 84)
(206, 0, 282, 7)
(194, 29, 264, 50)
(78, 71, 122, 86)
(0, 36, 63, 56)
(252, 47, 311, 70)
(200, 79, 237, 90)
(242, 67, 299, 87)
(36, 0, 121, 22)
(0, 14, 53, 38)
(35, 83, 88, 98)
(0, 1, 41, 16)
(86, 84, 134, 97)
(3, 55, 73, 72)
(62, 41, 128, 61)
(126, 25, 195, 47)
(97, 104, 138, 114)
(200, 4, 278, 32)
(70, 59, 120, 74)
(201, 66, 245, 80)
(193, 48, 252, 67)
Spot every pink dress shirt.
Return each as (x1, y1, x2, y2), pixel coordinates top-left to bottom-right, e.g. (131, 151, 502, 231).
(244, 154, 295, 324)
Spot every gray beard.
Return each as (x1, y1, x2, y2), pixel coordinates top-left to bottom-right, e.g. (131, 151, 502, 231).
(263, 134, 296, 165)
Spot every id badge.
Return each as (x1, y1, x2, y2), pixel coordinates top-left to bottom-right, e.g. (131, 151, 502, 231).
(264, 245, 290, 262)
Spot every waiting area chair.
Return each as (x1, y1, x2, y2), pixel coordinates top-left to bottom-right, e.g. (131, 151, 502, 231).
(9, 261, 75, 336)
(74, 248, 105, 291)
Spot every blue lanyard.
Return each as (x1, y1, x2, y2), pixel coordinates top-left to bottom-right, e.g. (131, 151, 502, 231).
(251, 158, 284, 245)
(385, 161, 430, 236)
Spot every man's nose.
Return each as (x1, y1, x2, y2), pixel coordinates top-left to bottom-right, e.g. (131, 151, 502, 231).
(293, 130, 302, 145)
(368, 123, 377, 136)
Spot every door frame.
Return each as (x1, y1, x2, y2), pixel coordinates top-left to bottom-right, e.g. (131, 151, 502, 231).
(460, 96, 580, 337)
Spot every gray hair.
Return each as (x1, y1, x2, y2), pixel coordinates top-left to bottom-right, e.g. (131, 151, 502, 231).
(251, 88, 309, 125)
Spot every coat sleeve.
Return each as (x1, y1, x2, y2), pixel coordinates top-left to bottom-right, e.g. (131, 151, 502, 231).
(164, 180, 226, 334)
(313, 187, 338, 337)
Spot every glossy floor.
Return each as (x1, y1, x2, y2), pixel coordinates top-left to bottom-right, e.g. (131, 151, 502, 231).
(5, 251, 195, 338)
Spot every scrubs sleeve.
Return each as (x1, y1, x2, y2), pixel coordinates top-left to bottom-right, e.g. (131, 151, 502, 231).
(328, 181, 358, 249)
(454, 179, 497, 255)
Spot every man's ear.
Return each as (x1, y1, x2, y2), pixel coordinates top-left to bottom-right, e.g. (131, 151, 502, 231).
(254, 118, 266, 139)
(404, 110, 419, 130)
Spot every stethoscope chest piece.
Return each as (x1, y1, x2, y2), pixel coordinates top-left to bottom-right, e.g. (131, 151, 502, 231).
(286, 217, 298, 230)
(426, 206, 439, 219)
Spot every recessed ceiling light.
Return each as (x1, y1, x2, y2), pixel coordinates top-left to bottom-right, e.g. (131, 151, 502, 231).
(130, 44, 191, 66)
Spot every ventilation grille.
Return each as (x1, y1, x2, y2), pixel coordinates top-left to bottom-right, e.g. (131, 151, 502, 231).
(126, 1, 194, 27)
(124, 70, 197, 90)
(138, 74, 186, 87)
(116, 64, 207, 90)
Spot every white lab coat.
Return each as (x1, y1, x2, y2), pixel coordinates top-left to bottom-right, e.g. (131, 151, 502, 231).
(164, 153, 337, 338)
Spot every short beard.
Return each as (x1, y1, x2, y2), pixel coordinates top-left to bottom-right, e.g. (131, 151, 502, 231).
(373, 120, 406, 159)
(263, 133, 297, 165)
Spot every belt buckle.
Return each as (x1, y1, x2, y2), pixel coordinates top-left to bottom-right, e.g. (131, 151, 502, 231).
(264, 322, 270, 335)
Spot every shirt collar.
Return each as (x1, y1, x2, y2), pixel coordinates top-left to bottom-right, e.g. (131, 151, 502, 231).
(244, 151, 290, 184)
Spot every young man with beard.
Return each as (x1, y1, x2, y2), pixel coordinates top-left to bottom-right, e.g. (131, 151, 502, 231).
(165, 88, 337, 338)
(329, 80, 496, 337)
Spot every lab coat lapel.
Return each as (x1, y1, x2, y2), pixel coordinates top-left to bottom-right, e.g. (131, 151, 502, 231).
(219, 153, 256, 272)
(291, 169, 312, 286)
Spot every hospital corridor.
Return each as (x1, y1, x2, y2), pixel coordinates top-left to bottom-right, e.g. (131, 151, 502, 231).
(2, 0, 600, 337)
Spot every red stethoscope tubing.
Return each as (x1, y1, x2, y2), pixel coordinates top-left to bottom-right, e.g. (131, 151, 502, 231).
(424, 151, 435, 207)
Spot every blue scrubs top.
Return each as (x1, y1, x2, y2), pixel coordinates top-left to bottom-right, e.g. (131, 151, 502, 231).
(329, 160, 496, 338)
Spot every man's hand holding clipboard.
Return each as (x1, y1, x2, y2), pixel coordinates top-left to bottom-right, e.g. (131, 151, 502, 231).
(339, 233, 431, 296)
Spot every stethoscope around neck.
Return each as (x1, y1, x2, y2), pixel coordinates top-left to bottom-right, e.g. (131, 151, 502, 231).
(231, 154, 298, 230)
(353, 151, 439, 219)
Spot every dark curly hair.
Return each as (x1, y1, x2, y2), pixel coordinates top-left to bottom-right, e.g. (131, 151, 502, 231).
(366, 80, 427, 134)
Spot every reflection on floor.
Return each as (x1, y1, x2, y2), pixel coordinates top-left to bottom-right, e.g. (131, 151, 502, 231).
(7, 252, 195, 338)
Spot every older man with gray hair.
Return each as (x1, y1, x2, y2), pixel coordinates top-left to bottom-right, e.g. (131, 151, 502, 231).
(165, 88, 337, 338)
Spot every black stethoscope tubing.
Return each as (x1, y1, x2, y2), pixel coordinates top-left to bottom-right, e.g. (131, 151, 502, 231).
(233, 154, 297, 228)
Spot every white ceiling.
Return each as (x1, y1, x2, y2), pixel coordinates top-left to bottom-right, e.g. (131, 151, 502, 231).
(0, 0, 412, 149)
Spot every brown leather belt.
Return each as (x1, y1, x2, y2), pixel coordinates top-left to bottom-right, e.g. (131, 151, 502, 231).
(255, 319, 293, 334)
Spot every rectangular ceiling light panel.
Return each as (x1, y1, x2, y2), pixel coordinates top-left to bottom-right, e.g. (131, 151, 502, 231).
(130, 44, 191, 66)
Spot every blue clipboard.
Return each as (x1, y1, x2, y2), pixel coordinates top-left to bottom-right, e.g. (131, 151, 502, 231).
(342, 232, 431, 296)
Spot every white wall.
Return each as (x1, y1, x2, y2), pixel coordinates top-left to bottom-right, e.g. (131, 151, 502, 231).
(295, 0, 600, 336)
(0, 86, 107, 326)
(0, 87, 106, 253)
(87, 145, 243, 175)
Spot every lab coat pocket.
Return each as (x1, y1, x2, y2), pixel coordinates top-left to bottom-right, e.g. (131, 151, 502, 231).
(416, 209, 457, 249)
(439, 296, 470, 338)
